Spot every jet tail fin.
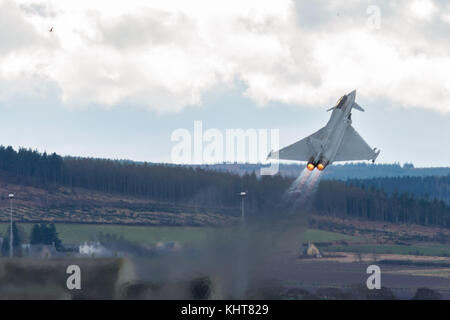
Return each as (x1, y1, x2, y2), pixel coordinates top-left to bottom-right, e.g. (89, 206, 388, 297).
(352, 102, 365, 112)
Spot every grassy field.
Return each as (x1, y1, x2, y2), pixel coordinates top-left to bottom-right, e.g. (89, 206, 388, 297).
(301, 229, 363, 243)
(323, 244, 450, 257)
(0, 222, 362, 245)
(385, 268, 450, 279)
(0, 223, 215, 245)
(2, 222, 450, 257)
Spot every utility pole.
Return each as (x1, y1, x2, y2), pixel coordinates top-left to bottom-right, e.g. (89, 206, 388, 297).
(9, 193, 14, 258)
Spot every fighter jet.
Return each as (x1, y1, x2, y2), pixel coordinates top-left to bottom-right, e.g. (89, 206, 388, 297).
(268, 90, 380, 171)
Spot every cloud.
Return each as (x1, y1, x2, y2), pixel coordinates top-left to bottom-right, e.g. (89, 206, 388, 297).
(0, 0, 449, 113)
(409, 0, 437, 21)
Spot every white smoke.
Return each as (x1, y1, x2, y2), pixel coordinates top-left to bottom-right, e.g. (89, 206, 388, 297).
(286, 167, 322, 206)
(287, 167, 311, 194)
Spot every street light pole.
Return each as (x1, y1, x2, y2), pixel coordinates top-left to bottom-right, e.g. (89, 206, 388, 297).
(240, 191, 247, 226)
(9, 193, 14, 258)
(238, 191, 248, 299)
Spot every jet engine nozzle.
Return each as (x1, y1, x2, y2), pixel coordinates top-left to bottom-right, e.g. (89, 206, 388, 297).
(306, 162, 315, 171)
(317, 159, 329, 171)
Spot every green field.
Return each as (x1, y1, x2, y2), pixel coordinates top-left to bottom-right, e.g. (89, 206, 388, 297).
(323, 244, 450, 257)
(0, 223, 215, 245)
(3, 222, 449, 257)
(0, 222, 362, 246)
(301, 229, 364, 243)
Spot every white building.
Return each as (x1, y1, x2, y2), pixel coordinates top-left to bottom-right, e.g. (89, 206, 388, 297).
(79, 242, 113, 257)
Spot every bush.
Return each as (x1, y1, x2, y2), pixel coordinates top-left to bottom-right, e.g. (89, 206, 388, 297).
(412, 287, 442, 300)
(282, 287, 318, 300)
(348, 283, 396, 300)
(316, 287, 354, 300)
(189, 276, 213, 300)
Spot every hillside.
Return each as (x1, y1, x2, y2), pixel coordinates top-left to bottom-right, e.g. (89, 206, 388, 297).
(0, 146, 448, 229)
(347, 175, 450, 205)
(195, 162, 450, 180)
(0, 177, 238, 226)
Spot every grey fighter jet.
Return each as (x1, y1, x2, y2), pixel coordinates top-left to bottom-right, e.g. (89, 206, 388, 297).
(268, 90, 380, 171)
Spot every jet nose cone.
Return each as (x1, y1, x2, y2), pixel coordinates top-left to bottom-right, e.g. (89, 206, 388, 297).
(349, 89, 356, 97)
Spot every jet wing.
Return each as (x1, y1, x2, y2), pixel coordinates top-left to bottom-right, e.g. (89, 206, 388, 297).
(270, 127, 327, 161)
(334, 125, 376, 161)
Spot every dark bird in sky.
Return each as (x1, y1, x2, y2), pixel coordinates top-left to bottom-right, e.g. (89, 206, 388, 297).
(49, 27, 54, 32)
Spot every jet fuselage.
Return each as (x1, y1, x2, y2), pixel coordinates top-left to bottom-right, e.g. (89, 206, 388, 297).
(315, 91, 356, 167)
(268, 90, 379, 171)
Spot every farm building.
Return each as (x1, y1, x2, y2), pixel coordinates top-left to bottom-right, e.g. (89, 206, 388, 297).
(301, 242, 322, 258)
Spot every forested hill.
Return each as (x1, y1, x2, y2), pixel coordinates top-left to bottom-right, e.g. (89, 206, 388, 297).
(321, 163, 450, 180)
(347, 175, 450, 205)
(0, 146, 289, 212)
(316, 181, 449, 227)
(194, 162, 450, 180)
(0, 145, 448, 228)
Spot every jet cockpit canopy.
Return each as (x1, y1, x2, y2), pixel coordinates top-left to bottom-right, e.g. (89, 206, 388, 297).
(335, 95, 347, 109)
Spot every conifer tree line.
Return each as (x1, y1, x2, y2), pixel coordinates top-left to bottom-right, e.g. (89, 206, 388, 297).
(347, 175, 450, 205)
(1, 222, 63, 256)
(315, 180, 449, 227)
(1, 222, 20, 256)
(0, 146, 448, 228)
(30, 223, 62, 249)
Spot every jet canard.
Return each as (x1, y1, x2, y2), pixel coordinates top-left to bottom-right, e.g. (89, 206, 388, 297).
(268, 90, 380, 171)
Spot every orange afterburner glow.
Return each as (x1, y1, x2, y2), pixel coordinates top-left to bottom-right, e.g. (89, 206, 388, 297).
(307, 163, 315, 171)
(317, 163, 325, 171)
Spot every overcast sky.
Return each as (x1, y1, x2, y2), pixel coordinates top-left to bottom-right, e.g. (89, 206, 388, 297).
(0, 0, 449, 167)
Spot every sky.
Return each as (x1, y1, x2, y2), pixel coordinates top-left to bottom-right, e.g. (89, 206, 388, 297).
(0, 0, 449, 167)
